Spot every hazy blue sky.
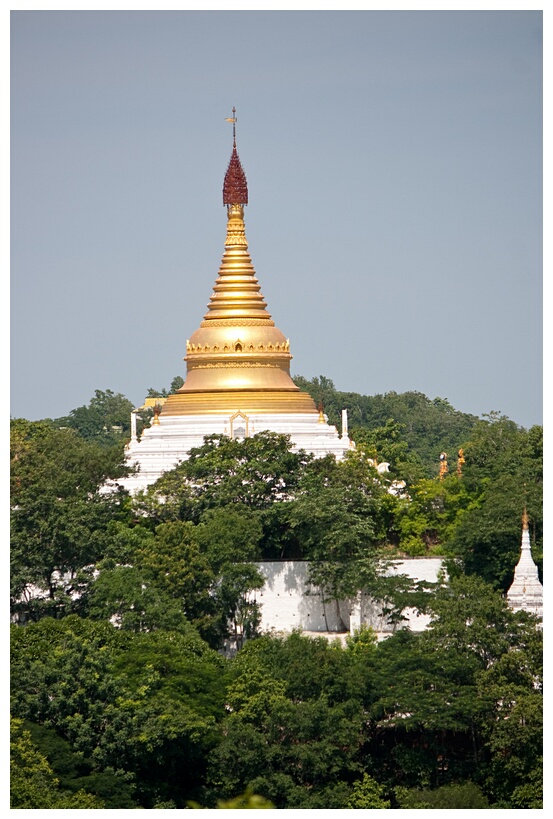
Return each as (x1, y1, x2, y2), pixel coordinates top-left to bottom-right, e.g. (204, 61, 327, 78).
(10, 10, 543, 427)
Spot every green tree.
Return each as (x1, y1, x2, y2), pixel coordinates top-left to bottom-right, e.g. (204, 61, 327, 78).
(365, 576, 542, 798)
(293, 375, 342, 428)
(173, 431, 312, 514)
(345, 624, 378, 655)
(137, 431, 316, 559)
(475, 618, 543, 808)
(347, 773, 391, 808)
(146, 375, 185, 397)
(55, 388, 135, 444)
(11, 616, 227, 808)
(232, 631, 368, 706)
(206, 664, 365, 808)
(461, 413, 541, 487)
(423, 575, 534, 669)
(101, 519, 156, 563)
(447, 477, 542, 590)
(396, 474, 472, 556)
(11, 718, 105, 808)
(137, 523, 213, 614)
(157, 506, 264, 646)
(10, 419, 129, 619)
(449, 417, 542, 589)
(350, 419, 424, 483)
(287, 451, 395, 613)
(290, 484, 380, 611)
(87, 564, 191, 633)
(196, 506, 263, 566)
(22, 720, 139, 808)
(89, 515, 264, 648)
(216, 788, 275, 808)
(395, 781, 490, 808)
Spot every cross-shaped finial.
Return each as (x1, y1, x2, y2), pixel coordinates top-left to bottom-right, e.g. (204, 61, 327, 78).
(225, 106, 237, 146)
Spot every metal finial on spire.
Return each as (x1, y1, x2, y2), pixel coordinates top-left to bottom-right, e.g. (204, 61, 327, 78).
(223, 107, 248, 206)
(225, 106, 237, 147)
(522, 483, 529, 529)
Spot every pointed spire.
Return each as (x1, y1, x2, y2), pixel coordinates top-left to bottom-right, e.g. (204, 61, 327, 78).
(507, 505, 543, 620)
(201, 113, 270, 323)
(223, 107, 248, 206)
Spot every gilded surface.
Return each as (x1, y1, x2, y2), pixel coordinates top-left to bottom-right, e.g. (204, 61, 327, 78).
(163, 390, 317, 415)
(199, 319, 274, 327)
(191, 362, 281, 369)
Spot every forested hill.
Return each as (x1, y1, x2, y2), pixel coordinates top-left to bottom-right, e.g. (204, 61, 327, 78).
(11, 384, 543, 808)
(293, 375, 480, 478)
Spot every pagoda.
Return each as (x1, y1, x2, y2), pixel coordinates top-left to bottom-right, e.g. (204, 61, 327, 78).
(507, 508, 543, 620)
(120, 113, 350, 492)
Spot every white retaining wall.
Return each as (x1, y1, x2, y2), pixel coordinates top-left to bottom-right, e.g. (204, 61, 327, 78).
(253, 558, 445, 637)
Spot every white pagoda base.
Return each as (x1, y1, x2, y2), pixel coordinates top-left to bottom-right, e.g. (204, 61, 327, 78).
(119, 411, 352, 494)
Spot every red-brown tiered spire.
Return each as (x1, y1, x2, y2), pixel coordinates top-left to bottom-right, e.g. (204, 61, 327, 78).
(223, 107, 248, 206)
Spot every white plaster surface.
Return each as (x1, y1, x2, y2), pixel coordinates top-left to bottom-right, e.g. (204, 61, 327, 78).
(507, 525, 543, 619)
(118, 411, 352, 493)
(252, 558, 445, 638)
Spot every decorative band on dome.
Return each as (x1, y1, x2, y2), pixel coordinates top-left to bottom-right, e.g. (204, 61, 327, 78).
(223, 146, 248, 206)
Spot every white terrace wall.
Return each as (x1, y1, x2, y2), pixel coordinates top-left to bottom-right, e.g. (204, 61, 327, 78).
(253, 558, 445, 638)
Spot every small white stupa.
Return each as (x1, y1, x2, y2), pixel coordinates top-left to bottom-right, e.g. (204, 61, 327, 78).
(507, 508, 543, 620)
(119, 111, 351, 493)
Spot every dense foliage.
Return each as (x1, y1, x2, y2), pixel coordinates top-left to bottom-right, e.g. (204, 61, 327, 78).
(11, 598, 542, 808)
(53, 388, 136, 445)
(293, 375, 480, 478)
(10, 382, 542, 808)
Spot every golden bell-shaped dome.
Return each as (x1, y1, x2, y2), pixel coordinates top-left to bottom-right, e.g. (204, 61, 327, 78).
(162, 126, 316, 417)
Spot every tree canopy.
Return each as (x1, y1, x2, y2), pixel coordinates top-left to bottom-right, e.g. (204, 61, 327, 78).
(10, 382, 542, 808)
(54, 389, 135, 445)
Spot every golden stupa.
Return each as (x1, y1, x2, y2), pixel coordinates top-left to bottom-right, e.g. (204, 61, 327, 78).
(161, 115, 316, 417)
(120, 112, 350, 493)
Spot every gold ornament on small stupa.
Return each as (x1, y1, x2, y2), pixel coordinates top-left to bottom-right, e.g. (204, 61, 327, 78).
(152, 402, 161, 426)
(457, 447, 465, 477)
